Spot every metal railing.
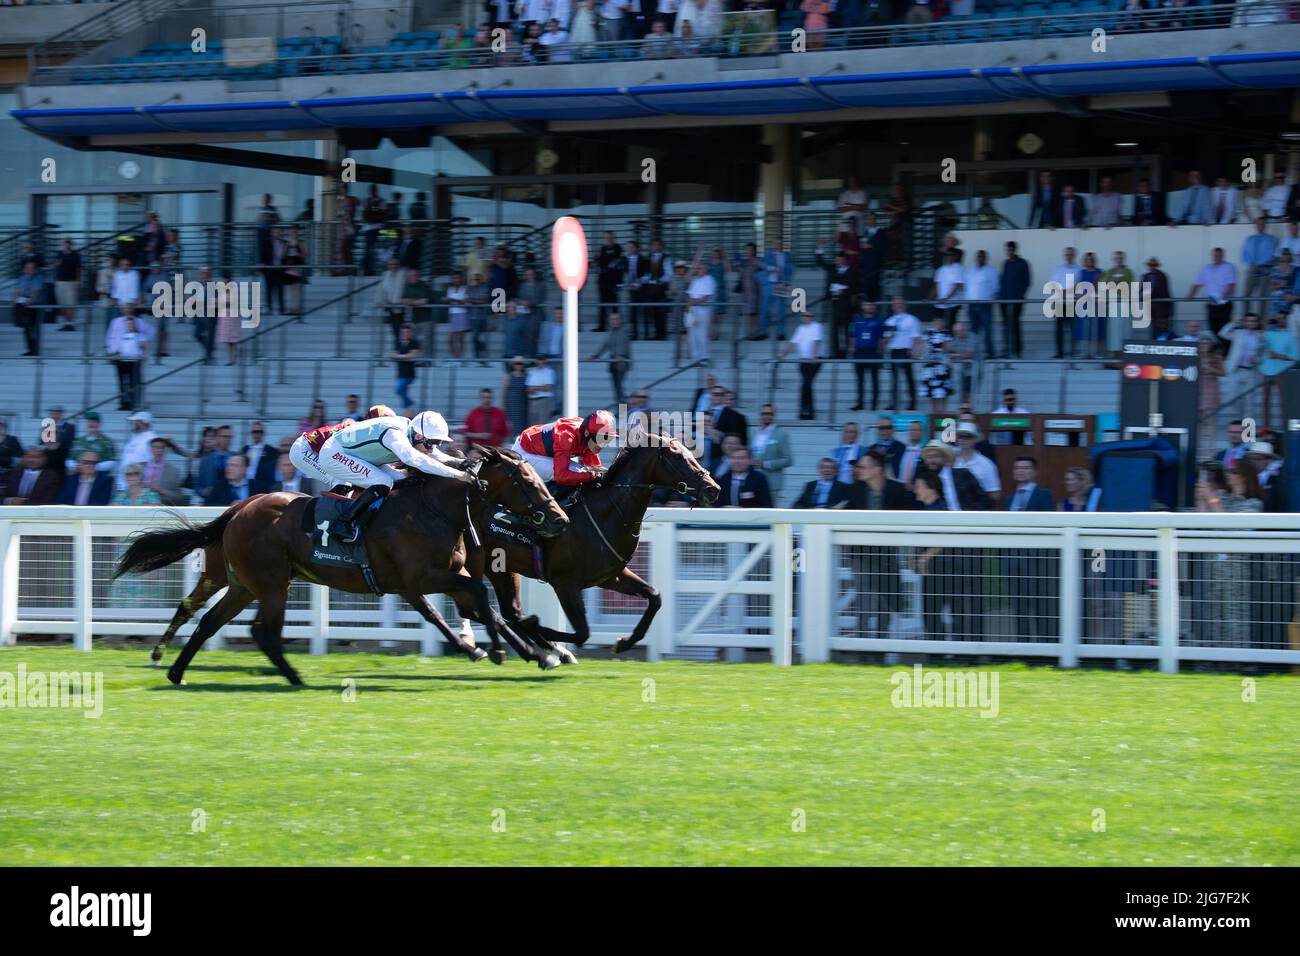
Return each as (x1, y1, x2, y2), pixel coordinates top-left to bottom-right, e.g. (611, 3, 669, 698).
(2, 507, 1296, 671)
(26, 3, 1275, 86)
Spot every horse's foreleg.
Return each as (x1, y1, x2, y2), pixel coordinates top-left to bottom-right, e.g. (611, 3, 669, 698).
(603, 568, 662, 654)
(487, 570, 573, 664)
(152, 563, 227, 664)
(168, 584, 255, 685)
(404, 591, 487, 662)
(253, 586, 302, 686)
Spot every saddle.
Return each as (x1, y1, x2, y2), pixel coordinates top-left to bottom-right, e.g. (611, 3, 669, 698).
(484, 506, 547, 579)
(301, 492, 383, 595)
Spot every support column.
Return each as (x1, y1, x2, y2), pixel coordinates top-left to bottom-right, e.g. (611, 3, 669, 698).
(760, 124, 792, 246)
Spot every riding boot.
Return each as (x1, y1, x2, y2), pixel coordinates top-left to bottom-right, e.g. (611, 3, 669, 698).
(334, 484, 389, 544)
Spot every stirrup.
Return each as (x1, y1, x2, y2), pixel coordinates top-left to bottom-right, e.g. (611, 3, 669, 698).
(335, 520, 360, 544)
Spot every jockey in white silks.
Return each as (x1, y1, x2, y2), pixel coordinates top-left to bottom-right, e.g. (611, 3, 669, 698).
(317, 410, 474, 542)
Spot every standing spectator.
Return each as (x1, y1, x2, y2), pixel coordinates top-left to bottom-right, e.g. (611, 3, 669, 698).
(1241, 218, 1279, 316)
(117, 411, 157, 490)
(685, 260, 717, 364)
(1057, 184, 1087, 229)
(400, 268, 434, 330)
(964, 248, 998, 358)
(1002, 456, 1057, 638)
(717, 446, 772, 508)
(1188, 247, 1238, 342)
(782, 310, 824, 420)
(1132, 178, 1167, 225)
(0, 418, 23, 479)
(298, 401, 327, 436)
(13, 260, 46, 357)
(859, 213, 884, 302)
(68, 412, 116, 474)
(94, 255, 116, 328)
(444, 271, 470, 365)
(501, 300, 534, 371)
(816, 242, 858, 359)
(1142, 256, 1173, 337)
(1197, 335, 1227, 452)
(850, 299, 886, 411)
(1259, 312, 1299, 430)
(948, 318, 977, 404)
(599, 0, 628, 40)
(749, 403, 792, 499)
(142, 437, 186, 505)
(538, 306, 565, 361)
(800, 0, 830, 50)
(281, 228, 308, 316)
(1089, 176, 1122, 228)
(644, 239, 672, 340)
(1263, 170, 1291, 220)
(1100, 251, 1135, 356)
(58, 451, 113, 506)
(919, 312, 954, 416)
(360, 185, 387, 275)
(733, 243, 761, 339)
(501, 357, 530, 438)
(883, 296, 921, 410)
(707, 247, 729, 342)
(837, 175, 868, 234)
(1173, 169, 1212, 225)
(408, 191, 428, 222)
(105, 305, 154, 410)
(373, 257, 408, 348)
(462, 388, 510, 448)
(998, 240, 1030, 359)
(588, 311, 632, 404)
(461, 237, 488, 290)
(259, 225, 283, 318)
(828, 421, 864, 484)
(596, 231, 625, 331)
(53, 238, 82, 333)
(1076, 251, 1103, 357)
(622, 240, 648, 340)
(517, 265, 548, 334)
(1029, 171, 1061, 228)
(213, 270, 242, 365)
(792, 458, 852, 508)
(930, 249, 965, 328)
(526, 355, 557, 426)
(241, 421, 277, 495)
(2, 448, 61, 505)
(390, 324, 423, 415)
(1209, 176, 1241, 225)
(754, 238, 794, 341)
(1050, 247, 1082, 358)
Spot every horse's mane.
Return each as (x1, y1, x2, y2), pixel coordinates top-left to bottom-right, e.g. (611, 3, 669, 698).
(607, 430, 683, 481)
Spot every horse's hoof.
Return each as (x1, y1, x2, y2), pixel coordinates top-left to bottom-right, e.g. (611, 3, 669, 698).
(556, 646, 578, 665)
(149, 649, 162, 664)
(538, 653, 561, 671)
(488, 648, 507, 666)
(288, 675, 304, 686)
(613, 639, 629, 655)
(468, 647, 488, 662)
(167, 670, 185, 686)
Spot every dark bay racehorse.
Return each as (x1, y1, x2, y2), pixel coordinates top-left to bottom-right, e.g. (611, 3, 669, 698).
(463, 433, 720, 656)
(114, 446, 568, 685)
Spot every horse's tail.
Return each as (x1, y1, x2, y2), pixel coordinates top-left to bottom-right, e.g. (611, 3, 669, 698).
(113, 508, 237, 579)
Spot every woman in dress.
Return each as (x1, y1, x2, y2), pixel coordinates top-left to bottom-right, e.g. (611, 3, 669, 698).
(919, 315, 953, 415)
(112, 464, 163, 506)
(444, 271, 470, 362)
(570, 0, 598, 47)
(214, 270, 242, 365)
(298, 399, 328, 436)
(1196, 460, 1264, 647)
(501, 356, 530, 439)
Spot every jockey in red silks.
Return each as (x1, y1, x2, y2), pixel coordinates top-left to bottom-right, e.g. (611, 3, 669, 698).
(512, 410, 619, 486)
(289, 404, 396, 492)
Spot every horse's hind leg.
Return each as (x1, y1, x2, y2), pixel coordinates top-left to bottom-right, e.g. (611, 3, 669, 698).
(152, 559, 227, 664)
(488, 570, 575, 665)
(403, 591, 487, 662)
(167, 584, 255, 686)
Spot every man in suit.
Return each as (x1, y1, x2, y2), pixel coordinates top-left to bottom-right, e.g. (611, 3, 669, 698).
(754, 238, 794, 340)
(141, 437, 186, 506)
(645, 239, 671, 340)
(792, 458, 854, 509)
(1174, 169, 1212, 225)
(2, 448, 61, 505)
(58, 451, 114, 506)
(395, 226, 422, 271)
(204, 454, 253, 506)
(1003, 455, 1057, 638)
(622, 240, 649, 340)
(829, 421, 864, 484)
(241, 421, 278, 495)
(815, 244, 859, 358)
(44, 406, 76, 478)
(717, 447, 772, 508)
(1054, 185, 1087, 229)
(706, 389, 748, 471)
(868, 415, 906, 477)
(749, 403, 793, 499)
(272, 452, 315, 495)
(1132, 178, 1167, 225)
(846, 450, 911, 510)
(595, 231, 625, 331)
(1029, 171, 1061, 228)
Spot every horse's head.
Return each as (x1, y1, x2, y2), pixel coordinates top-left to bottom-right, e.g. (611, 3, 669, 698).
(620, 430, 720, 506)
(469, 445, 570, 538)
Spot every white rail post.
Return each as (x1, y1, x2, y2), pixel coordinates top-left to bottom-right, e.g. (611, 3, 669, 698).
(647, 520, 676, 662)
(0, 520, 17, 646)
(1058, 526, 1080, 668)
(309, 583, 329, 655)
(799, 523, 834, 663)
(770, 520, 794, 666)
(73, 520, 93, 652)
(1156, 526, 1179, 674)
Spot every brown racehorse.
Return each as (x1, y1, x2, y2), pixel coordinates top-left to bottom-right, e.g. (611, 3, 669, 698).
(113, 445, 568, 685)
(461, 432, 720, 657)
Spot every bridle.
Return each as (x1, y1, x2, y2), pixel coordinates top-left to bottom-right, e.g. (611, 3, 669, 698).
(471, 453, 553, 527)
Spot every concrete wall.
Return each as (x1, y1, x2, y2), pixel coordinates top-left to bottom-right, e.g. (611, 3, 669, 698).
(0, 3, 116, 47)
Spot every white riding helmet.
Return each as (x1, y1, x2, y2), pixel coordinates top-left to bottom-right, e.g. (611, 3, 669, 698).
(410, 410, 450, 445)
